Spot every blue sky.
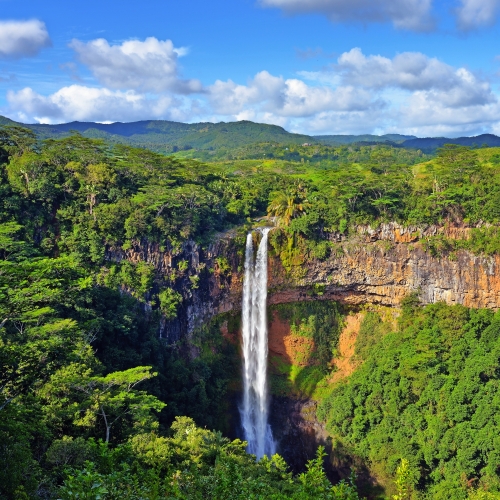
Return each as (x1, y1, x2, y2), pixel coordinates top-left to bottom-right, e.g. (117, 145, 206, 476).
(1, 0, 500, 136)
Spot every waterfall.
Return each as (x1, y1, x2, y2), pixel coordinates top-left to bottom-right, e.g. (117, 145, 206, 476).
(240, 227, 276, 459)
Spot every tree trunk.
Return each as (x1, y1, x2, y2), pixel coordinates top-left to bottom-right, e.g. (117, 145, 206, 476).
(101, 406, 110, 443)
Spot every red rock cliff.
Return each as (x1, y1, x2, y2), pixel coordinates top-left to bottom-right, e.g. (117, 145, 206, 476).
(107, 224, 500, 340)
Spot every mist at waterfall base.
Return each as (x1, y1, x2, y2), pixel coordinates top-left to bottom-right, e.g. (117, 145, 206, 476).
(239, 228, 276, 459)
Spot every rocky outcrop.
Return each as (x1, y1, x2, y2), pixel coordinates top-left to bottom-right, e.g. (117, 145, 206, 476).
(267, 243, 500, 309)
(217, 228, 500, 314)
(107, 224, 500, 342)
(269, 398, 329, 473)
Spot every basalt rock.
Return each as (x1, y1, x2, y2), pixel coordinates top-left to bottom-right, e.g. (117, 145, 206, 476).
(269, 397, 329, 474)
(106, 224, 500, 342)
(215, 227, 500, 318)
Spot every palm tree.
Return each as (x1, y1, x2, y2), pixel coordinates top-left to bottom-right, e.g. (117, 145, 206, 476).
(267, 186, 310, 226)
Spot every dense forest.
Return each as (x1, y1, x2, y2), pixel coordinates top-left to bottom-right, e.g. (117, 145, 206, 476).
(2, 123, 500, 499)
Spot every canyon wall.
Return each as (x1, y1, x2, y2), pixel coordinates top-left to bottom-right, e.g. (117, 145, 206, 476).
(106, 224, 500, 476)
(107, 223, 500, 341)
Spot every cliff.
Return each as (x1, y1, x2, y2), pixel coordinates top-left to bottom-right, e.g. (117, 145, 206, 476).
(107, 223, 500, 341)
(106, 224, 500, 479)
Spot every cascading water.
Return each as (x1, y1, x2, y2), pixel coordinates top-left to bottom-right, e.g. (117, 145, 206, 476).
(240, 227, 276, 459)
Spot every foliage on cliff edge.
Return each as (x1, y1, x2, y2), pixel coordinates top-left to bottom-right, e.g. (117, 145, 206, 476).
(319, 301, 500, 499)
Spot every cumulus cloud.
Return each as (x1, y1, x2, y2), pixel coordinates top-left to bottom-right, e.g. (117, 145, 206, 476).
(208, 70, 380, 118)
(209, 71, 285, 115)
(259, 0, 434, 31)
(5, 85, 198, 124)
(455, 0, 500, 30)
(206, 49, 500, 136)
(337, 48, 455, 90)
(399, 91, 500, 136)
(0, 19, 51, 59)
(5, 42, 500, 137)
(69, 37, 202, 94)
(332, 48, 495, 108)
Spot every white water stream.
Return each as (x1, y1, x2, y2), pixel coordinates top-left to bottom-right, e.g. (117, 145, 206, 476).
(240, 228, 276, 459)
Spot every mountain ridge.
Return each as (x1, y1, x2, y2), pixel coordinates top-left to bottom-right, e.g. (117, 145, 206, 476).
(2, 115, 500, 152)
(402, 133, 500, 151)
(313, 133, 416, 145)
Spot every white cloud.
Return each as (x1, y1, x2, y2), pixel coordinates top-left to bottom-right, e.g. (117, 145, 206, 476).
(206, 49, 500, 136)
(455, 0, 500, 30)
(308, 48, 497, 108)
(208, 71, 285, 115)
(336, 48, 454, 90)
(5, 85, 197, 124)
(294, 109, 388, 134)
(4, 42, 500, 137)
(399, 91, 500, 136)
(208, 70, 380, 118)
(259, 0, 434, 31)
(0, 19, 51, 59)
(69, 37, 202, 94)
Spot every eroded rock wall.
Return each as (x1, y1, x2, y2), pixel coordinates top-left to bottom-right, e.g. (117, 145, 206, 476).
(107, 224, 500, 342)
(272, 243, 500, 309)
(219, 230, 500, 313)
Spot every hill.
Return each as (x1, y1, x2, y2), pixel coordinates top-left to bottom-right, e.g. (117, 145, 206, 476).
(0, 117, 417, 152)
(314, 133, 416, 145)
(4, 115, 500, 155)
(0, 117, 314, 152)
(0, 115, 18, 126)
(401, 133, 500, 151)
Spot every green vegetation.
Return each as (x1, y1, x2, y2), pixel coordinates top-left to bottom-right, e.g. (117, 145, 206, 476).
(174, 140, 430, 163)
(422, 226, 500, 257)
(401, 134, 500, 153)
(0, 116, 418, 155)
(55, 427, 361, 500)
(269, 302, 343, 399)
(318, 301, 500, 499)
(2, 121, 500, 498)
(315, 133, 415, 146)
(268, 144, 500, 232)
(0, 125, 362, 497)
(6, 115, 500, 156)
(0, 117, 313, 154)
(158, 288, 183, 319)
(0, 128, 266, 496)
(278, 301, 343, 368)
(258, 144, 500, 271)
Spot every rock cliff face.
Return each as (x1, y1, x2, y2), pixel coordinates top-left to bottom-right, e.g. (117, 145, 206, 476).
(107, 223, 500, 341)
(266, 242, 500, 309)
(211, 225, 500, 320)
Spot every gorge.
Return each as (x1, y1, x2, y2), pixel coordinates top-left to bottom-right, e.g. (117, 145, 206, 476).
(105, 221, 500, 479)
(111, 222, 500, 344)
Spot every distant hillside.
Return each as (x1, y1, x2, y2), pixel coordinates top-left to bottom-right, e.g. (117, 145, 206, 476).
(314, 133, 416, 145)
(3, 115, 500, 155)
(0, 117, 313, 153)
(0, 116, 415, 152)
(400, 134, 500, 151)
(0, 115, 18, 126)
